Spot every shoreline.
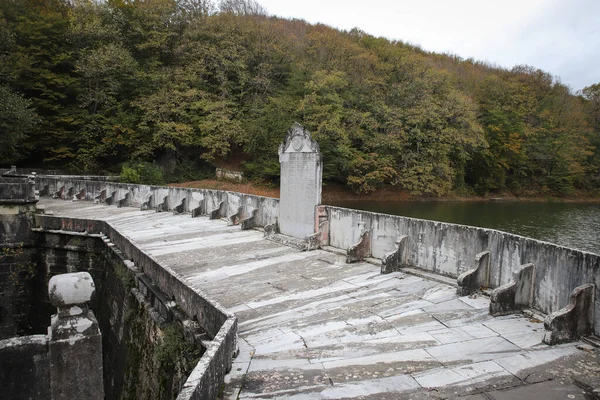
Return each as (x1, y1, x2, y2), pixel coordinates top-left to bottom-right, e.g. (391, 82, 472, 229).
(170, 180, 600, 204)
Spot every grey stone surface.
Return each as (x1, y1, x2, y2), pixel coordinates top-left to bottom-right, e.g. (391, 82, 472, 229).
(36, 198, 600, 399)
(278, 123, 322, 239)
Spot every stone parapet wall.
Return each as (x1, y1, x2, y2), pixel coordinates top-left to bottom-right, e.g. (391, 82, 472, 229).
(35, 176, 279, 228)
(324, 206, 600, 335)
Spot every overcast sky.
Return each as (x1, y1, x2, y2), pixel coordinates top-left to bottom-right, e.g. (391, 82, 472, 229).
(257, 0, 600, 92)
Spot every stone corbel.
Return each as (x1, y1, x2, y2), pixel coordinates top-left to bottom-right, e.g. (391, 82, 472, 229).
(209, 201, 226, 220)
(543, 284, 595, 345)
(94, 189, 106, 204)
(117, 192, 131, 208)
(457, 250, 490, 296)
(141, 194, 153, 211)
(52, 186, 65, 199)
(156, 196, 169, 212)
(172, 198, 186, 215)
(381, 235, 409, 274)
(228, 206, 243, 225)
(489, 263, 534, 316)
(264, 221, 278, 238)
(75, 188, 86, 200)
(105, 191, 118, 206)
(191, 199, 205, 218)
(241, 208, 259, 230)
(346, 229, 371, 263)
(40, 185, 50, 197)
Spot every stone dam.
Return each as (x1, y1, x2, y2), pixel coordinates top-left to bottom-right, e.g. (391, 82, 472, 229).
(1, 124, 599, 399)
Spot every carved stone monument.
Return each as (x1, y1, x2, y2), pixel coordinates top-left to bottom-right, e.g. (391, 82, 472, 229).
(278, 123, 322, 239)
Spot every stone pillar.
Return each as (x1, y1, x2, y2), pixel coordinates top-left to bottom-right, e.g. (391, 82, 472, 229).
(278, 123, 322, 239)
(48, 272, 104, 400)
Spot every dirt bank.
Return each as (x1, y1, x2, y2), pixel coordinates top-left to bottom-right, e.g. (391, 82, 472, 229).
(169, 180, 600, 203)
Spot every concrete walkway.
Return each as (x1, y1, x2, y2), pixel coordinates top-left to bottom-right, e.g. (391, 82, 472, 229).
(39, 199, 599, 399)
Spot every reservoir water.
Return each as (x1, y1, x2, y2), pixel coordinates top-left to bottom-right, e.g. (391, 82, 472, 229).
(328, 200, 600, 255)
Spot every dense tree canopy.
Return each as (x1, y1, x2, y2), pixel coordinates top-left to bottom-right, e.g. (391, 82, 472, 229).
(1, 0, 599, 196)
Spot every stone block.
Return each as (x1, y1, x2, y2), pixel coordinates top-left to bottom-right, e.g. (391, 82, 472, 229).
(489, 263, 534, 316)
(457, 251, 490, 296)
(543, 284, 594, 345)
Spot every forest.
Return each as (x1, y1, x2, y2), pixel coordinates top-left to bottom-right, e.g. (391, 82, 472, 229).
(1, 0, 600, 196)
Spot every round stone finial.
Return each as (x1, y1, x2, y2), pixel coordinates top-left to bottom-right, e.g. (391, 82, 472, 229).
(48, 272, 96, 307)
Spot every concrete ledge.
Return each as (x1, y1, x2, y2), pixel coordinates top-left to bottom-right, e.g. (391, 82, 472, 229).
(381, 235, 408, 274)
(489, 263, 534, 316)
(346, 230, 371, 263)
(543, 284, 595, 345)
(457, 251, 490, 296)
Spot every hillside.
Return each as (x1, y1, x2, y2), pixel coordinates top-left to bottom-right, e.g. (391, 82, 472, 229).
(1, 0, 599, 196)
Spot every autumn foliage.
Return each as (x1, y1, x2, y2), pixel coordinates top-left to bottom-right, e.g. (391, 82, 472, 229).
(1, 0, 599, 196)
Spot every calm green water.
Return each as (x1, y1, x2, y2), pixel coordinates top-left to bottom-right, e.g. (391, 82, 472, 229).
(328, 200, 600, 255)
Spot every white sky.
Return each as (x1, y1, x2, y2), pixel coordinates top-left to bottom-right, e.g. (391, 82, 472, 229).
(258, 0, 600, 92)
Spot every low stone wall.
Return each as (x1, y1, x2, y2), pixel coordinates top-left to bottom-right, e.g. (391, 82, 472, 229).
(323, 206, 600, 334)
(35, 215, 237, 400)
(0, 335, 50, 399)
(35, 176, 279, 228)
